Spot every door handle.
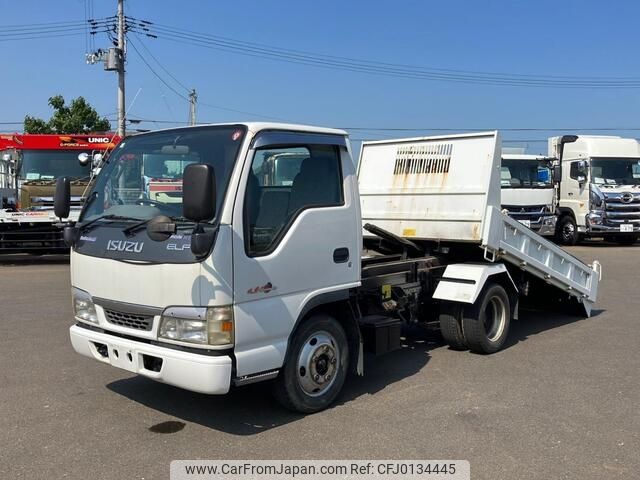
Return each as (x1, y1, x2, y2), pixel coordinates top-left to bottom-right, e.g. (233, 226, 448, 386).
(333, 247, 349, 263)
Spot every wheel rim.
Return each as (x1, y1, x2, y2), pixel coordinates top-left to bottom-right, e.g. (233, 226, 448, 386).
(562, 222, 575, 241)
(296, 330, 339, 397)
(483, 296, 507, 342)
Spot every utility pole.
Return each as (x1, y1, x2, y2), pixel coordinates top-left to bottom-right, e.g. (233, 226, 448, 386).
(116, 0, 126, 137)
(188, 88, 197, 126)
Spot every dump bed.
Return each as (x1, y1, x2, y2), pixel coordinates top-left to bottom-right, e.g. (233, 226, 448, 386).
(358, 131, 600, 315)
(358, 131, 501, 243)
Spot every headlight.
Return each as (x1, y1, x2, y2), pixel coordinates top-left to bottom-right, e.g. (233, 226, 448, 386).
(587, 212, 603, 225)
(589, 186, 604, 209)
(159, 306, 233, 346)
(72, 287, 98, 324)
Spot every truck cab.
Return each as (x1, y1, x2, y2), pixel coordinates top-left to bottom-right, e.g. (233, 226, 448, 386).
(550, 135, 640, 245)
(0, 134, 119, 252)
(64, 123, 361, 411)
(500, 149, 556, 235)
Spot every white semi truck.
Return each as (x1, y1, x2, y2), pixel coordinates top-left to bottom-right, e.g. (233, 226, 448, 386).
(550, 135, 640, 245)
(55, 124, 600, 413)
(500, 149, 556, 236)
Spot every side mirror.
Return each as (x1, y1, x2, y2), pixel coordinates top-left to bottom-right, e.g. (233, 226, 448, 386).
(183, 164, 216, 222)
(553, 165, 562, 181)
(78, 152, 90, 166)
(92, 153, 103, 167)
(54, 177, 71, 219)
(577, 160, 588, 173)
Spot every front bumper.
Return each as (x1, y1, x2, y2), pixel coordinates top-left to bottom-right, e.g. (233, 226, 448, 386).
(511, 215, 556, 236)
(69, 324, 232, 394)
(585, 215, 640, 235)
(537, 219, 556, 236)
(587, 225, 640, 234)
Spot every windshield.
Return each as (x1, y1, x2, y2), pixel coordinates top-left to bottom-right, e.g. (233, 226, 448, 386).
(20, 149, 91, 180)
(501, 159, 552, 188)
(591, 157, 640, 186)
(81, 126, 246, 222)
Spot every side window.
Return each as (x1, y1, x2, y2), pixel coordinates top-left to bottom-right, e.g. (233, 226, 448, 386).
(569, 162, 581, 180)
(570, 161, 587, 181)
(245, 144, 343, 256)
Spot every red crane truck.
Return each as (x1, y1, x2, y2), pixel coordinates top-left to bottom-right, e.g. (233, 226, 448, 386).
(0, 133, 120, 253)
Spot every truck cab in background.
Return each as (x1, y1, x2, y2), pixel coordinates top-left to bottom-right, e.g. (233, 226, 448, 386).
(500, 148, 556, 235)
(0, 133, 120, 253)
(550, 135, 640, 245)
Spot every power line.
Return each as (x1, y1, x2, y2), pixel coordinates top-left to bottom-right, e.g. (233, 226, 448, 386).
(147, 21, 640, 82)
(127, 34, 290, 122)
(2, 20, 91, 31)
(197, 101, 291, 122)
(124, 21, 640, 88)
(0, 32, 90, 42)
(131, 33, 190, 92)
(127, 35, 190, 101)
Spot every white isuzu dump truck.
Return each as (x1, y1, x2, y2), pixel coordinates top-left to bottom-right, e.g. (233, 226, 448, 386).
(55, 124, 601, 413)
(550, 135, 640, 245)
(500, 149, 557, 235)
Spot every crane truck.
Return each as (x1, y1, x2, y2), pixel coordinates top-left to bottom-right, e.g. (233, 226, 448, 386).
(54, 124, 600, 413)
(0, 133, 120, 253)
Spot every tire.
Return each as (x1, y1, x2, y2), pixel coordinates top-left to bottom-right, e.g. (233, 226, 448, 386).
(556, 215, 579, 246)
(438, 303, 468, 350)
(273, 314, 349, 413)
(461, 283, 511, 354)
(613, 234, 638, 245)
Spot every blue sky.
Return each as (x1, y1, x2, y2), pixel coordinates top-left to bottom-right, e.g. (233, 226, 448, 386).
(2, 0, 640, 153)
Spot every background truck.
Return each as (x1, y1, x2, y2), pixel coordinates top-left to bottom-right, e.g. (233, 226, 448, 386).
(500, 148, 556, 235)
(0, 133, 120, 252)
(55, 124, 600, 413)
(550, 135, 640, 245)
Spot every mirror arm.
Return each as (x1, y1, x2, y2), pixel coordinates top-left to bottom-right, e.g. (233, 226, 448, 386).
(190, 222, 216, 259)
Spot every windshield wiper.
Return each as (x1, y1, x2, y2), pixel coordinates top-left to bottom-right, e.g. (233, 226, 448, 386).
(79, 214, 143, 233)
(123, 215, 192, 237)
(122, 218, 153, 236)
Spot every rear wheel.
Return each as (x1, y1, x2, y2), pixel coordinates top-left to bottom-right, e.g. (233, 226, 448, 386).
(613, 234, 638, 245)
(462, 283, 511, 354)
(273, 314, 349, 413)
(556, 215, 579, 245)
(439, 303, 468, 350)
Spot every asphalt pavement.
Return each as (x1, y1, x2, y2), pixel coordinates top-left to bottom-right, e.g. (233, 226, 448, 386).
(0, 244, 638, 480)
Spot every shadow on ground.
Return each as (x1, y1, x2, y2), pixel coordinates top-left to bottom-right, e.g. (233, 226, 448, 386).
(0, 253, 69, 266)
(107, 336, 435, 436)
(106, 306, 603, 436)
(569, 239, 640, 248)
(504, 307, 604, 349)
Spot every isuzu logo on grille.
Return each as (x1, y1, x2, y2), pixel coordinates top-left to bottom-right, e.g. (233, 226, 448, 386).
(621, 192, 634, 203)
(106, 240, 144, 253)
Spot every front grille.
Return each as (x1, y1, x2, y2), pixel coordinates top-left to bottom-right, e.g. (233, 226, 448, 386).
(30, 196, 83, 210)
(502, 204, 547, 222)
(603, 193, 640, 224)
(104, 308, 154, 331)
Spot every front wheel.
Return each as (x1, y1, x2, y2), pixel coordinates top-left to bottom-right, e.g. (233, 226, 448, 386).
(273, 314, 349, 413)
(462, 283, 511, 354)
(556, 215, 579, 246)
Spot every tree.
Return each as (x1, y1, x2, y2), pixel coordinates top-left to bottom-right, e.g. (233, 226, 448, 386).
(24, 95, 111, 134)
